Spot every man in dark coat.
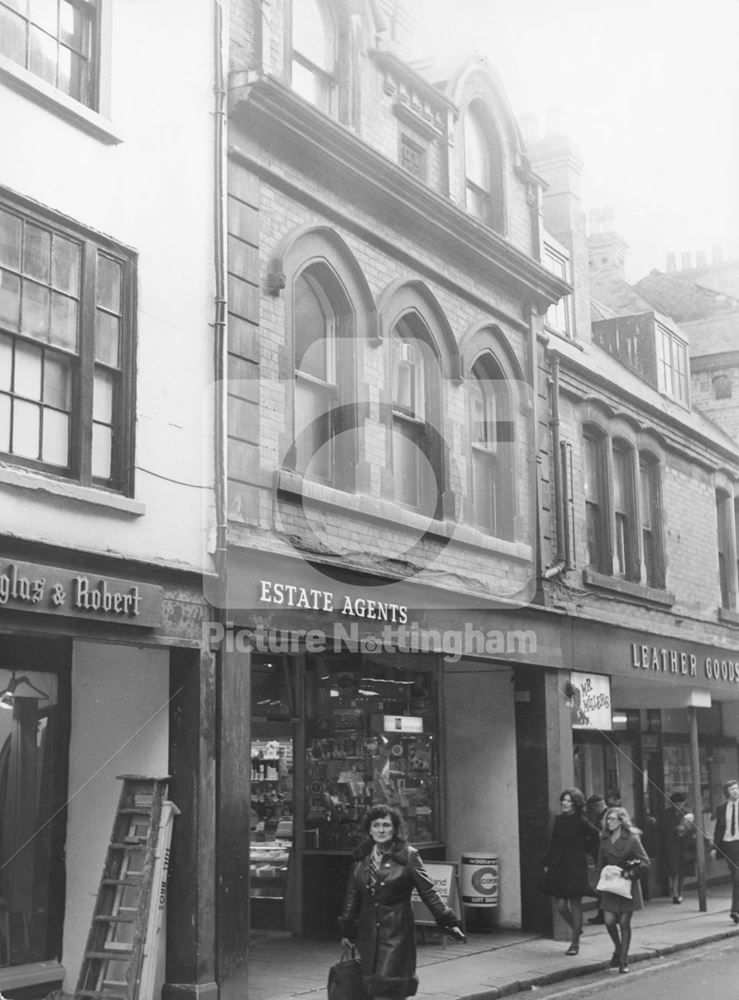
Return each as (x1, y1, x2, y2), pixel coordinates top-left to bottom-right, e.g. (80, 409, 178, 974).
(711, 778, 739, 923)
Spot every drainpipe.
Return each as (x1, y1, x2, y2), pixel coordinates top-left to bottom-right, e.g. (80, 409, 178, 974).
(213, 0, 229, 594)
(543, 349, 566, 579)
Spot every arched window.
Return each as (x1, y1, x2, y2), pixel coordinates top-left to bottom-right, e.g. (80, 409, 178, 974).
(293, 269, 336, 483)
(390, 316, 442, 518)
(469, 355, 514, 538)
(639, 451, 664, 588)
(583, 426, 609, 573)
(291, 0, 336, 114)
(464, 101, 503, 231)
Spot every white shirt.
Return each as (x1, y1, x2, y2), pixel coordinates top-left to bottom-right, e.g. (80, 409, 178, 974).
(724, 799, 739, 842)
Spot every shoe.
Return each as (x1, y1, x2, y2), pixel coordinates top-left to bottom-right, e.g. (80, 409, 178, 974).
(609, 951, 620, 968)
(588, 913, 605, 924)
(672, 895, 682, 904)
(565, 944, 579, 955)
(730, 911, 739, 924)
(619, 964, 629, 974)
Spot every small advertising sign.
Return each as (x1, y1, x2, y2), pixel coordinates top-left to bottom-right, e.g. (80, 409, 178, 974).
(383, 715, 423, 733)
(567, 671, 612, 730)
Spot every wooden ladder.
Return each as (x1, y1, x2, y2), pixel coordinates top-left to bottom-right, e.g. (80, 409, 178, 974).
(74, 776, 171, 1000)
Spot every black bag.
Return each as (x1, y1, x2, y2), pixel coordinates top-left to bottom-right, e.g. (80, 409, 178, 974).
(327, 945, 366, 1000)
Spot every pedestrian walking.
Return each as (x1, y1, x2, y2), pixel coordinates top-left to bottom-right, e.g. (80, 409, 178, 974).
(710, 778, 739, 923)
(596, 807, 650, 974)
(540, 788, 600, 955)
(664, 791, 696, 903)
(338, 804, 465, 998)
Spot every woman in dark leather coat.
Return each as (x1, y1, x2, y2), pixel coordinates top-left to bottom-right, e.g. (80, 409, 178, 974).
(339, 805, 465, 998)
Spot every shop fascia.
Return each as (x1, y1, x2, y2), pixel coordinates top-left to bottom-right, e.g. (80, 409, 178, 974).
(0, 559, 163, 626)
(631, 641, 739, 686)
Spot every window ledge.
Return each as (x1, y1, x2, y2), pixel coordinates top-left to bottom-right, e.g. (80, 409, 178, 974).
(718, 607, 739, 627)
(583, 568, 675, 606)
(0, 463, 145, 516)
(275, 469, 532, 562)
(0, 55, 122, 144)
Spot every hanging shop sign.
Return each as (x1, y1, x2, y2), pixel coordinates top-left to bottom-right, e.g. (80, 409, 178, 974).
(0, 559, 163, 628)
(567, 671, 612, 730)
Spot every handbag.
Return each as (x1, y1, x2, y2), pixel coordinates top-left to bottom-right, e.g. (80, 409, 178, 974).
(327, 944, 366, 1000)
(595, 864, 633, 899)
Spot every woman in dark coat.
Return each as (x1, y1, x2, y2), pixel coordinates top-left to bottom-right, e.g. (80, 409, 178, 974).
(541, 787, 599, 955)
(339, 805, 464, 998)
(664, 792, 696, 903)
(596, 807, 650, 973)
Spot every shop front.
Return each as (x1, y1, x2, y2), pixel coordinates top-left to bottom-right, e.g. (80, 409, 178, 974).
(568, 622, 739, 900)
(224, 549, 566, 946)
(0, 551, 212, 999)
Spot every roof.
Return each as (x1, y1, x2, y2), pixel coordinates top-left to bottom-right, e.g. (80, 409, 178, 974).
(681, 309, 739, 357)
(634, 268, 739, 323)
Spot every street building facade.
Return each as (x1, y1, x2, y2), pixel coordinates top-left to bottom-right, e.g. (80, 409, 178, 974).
(527, 122, 739, 925)
(0, 3, 217, 998)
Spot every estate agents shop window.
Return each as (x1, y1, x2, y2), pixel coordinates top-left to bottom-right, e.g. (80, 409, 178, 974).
(249, 650, 441, 935)
(0, 635, 70, 970)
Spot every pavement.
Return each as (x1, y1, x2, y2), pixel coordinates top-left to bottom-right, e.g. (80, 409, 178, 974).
(248, 885, 739, 999)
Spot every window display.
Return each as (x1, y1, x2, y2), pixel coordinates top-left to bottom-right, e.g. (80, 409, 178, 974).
(304, 654, 440, 849)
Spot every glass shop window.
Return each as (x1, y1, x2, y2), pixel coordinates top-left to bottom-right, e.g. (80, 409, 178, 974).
(304, 654, 440, 850)
(0, 665, 67, 967)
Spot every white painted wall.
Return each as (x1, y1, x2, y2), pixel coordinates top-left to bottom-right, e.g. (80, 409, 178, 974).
(64, 640, 169, 993)
(0, 0, 216, 572)
(443, 661, 521, 927)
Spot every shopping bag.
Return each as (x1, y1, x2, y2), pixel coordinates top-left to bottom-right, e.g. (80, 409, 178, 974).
(327, 945, 366, 1000)
(595, 864, 632, 899)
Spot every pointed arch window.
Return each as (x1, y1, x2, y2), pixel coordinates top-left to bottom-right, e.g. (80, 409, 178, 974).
(293, 268, 338, 484)
(291, 0, 336, 114)
(390, 318, 441, 518)
(469, 356, 514, 538)
(464, 101, 503, 232)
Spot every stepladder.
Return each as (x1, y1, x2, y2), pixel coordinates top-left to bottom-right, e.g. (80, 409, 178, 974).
(74, 776, 178, 1000)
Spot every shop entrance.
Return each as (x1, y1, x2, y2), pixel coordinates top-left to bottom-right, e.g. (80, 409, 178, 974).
(248, 649, 442, 938)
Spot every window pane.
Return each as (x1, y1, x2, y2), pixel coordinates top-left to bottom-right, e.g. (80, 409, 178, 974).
(0, 210, 22, 270)
(472, 449, 494, 530)
(95, 310, 119, 365)
(393, 424, 419, 507)
(51, 234, 80, 293)
(0, 334, 11, 390)
(96, 255, 121, 313)
(293, 0, 333, 71)
(0, 393, 9, 451)
(29, 0, 58, 34)
(465, 108, 489, 190)
(21, 279, 51, 340)
(0, 271, 21, 330)
(59, 0, 87, 50)
(294, 380, 330, 481)
(294, 274, 330, 380)
(13, 340, 42, 398)
(41, 407, 69, 466)
(50, 291, 78, 350)
(12, 398, 41, 457)
(0, 6, 26, 65)
(43, 353, 70, 408)
(24, 223, 51, 282)
(93, 369, 113, 423)
(29, 26, 58, 86)
(66, 47, 88, 102)
(91, 422, 112, 479)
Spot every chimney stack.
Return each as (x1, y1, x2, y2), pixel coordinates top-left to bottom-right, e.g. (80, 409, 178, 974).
(666, 251, 677, 272)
